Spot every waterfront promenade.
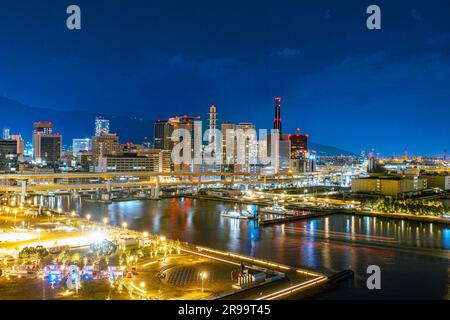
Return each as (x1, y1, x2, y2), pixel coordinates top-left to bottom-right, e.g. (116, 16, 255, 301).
(0, 203, 332, 300)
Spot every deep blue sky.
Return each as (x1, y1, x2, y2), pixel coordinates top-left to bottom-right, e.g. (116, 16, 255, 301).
(0, 0, 449, 156)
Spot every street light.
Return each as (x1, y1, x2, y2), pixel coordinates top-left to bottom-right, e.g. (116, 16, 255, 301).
(103, 217, 109, 225)
(122, 222, 128, 229)
(86, 214, 91, 222)
(200, 271, 208, 292)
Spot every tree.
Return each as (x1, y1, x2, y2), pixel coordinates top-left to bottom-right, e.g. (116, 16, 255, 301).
(18, 246, 49, 265)
(90, 240, 118, 258)
(56, 250, 71, 265)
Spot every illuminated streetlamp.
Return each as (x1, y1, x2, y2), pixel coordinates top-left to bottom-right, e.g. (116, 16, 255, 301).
(86, 214, 91, 222)
(122, 222, 128, 229)
(103, 217, 109, 225)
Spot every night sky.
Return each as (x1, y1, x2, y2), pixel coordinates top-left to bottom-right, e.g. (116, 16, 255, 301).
(0, 0, 449, 156)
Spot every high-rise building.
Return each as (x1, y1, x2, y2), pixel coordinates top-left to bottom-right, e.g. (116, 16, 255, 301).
(221, 122, 236, 172)
(34, 134, 62, 164)
(92, 133, 119, 164)
(153, 115, 202, 172)
(0, 139, 18, 172)
(235, 122, 258, 173)
(154, 120, 170, 150)
(208, 104, 217, 143)
(33, 122, 61, 164)
(2, 128, 10, 140)
(273, 97, 282, 136)
(289, 128, 308, 173)
(72, 138, 92, 157)
(95, 116, 110, 136)
(33, 121, 53, 135)
(10, 134, 24, 155)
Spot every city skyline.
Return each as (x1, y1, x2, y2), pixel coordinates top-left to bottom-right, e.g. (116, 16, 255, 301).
(0, 1, 448, 304)
(0, 97, 448, 159)
(0, 1, 449, 155)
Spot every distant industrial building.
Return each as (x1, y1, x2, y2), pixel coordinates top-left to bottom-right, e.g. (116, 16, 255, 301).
(352, 175, 427, 197)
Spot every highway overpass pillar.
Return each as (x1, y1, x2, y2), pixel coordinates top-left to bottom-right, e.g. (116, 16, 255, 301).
(20, 180, 27, 204)
(151, 176, 160, 199)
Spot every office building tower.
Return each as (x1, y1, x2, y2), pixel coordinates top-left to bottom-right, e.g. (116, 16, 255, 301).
(33, 121, 53, 135)
(2, 128, 10, 140)
(289, 128, 308, 173)
(153, 115, 202, 172)
(10, 134, 24, 155)
(221, 122, 236, 172)
(73, 138, 92, 157)
(154, 120, 169, 150)
(95, 116, 110, 136)
(0, 139, 18, 172)
(34, 134, 62, 164)
(235, 122, 257, 173)
(33, 122, 61, 164)
(92, 133, 119, 164)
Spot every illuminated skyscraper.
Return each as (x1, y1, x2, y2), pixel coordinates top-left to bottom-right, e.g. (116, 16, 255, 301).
(208, 104, 217, 143)
(289, 128, 309, 173)
(221, 122, 236, 172)
(10, 134, 24, 155)
(33, 121, 53, 135)
(92, 133, 119, 164)
(95, 116, 110, 136)
(33, 121, 61, 165)
(2, 128, 10, 140)
(73, 138, 92, 157)
(34, 135, 62, 164)
(0, 139, 18, 172)
(273, 97, 282, 136)
(235, 122, 257, 173)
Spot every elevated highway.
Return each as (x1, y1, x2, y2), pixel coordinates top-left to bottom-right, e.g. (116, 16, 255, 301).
(0, 171, 327, 197)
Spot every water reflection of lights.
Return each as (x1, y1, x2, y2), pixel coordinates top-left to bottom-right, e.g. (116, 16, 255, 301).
(365, 217, 370, 236)
(442, 229, 450, 247)
(351, 216, 355, 240)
